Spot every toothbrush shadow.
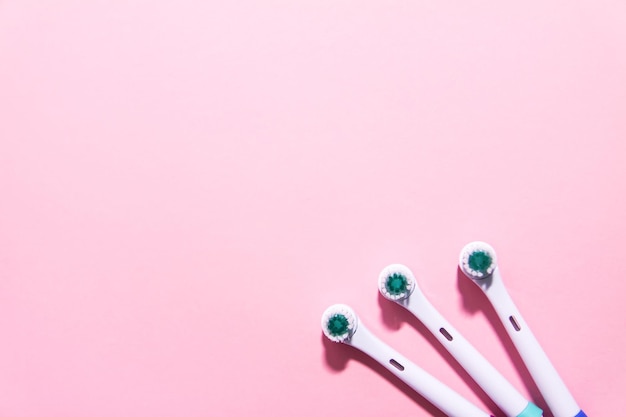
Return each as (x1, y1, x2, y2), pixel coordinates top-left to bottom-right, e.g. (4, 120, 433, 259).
(321, 332, 349, 371)
(456, 267, 552, 417)
(378, 291, 501, 417)
(321, 333, 446, 417)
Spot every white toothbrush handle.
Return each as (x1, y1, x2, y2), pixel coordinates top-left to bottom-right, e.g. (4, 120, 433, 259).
(405, 294, 534, 417)
(478, 269, 582, 417)
(348, 323, 492, 417)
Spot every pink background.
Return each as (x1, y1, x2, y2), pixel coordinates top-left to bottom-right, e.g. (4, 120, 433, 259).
(1, 1, 625, 416)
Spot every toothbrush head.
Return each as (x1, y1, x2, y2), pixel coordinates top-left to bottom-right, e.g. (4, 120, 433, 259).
(459, 241, 497, 279)
(378, 264, 416, 301)
(321, 304, 358, 343)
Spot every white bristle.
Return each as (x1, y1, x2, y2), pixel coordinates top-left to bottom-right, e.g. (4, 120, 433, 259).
(459, 241, 498, 279)
(321, 304, 358, 343)
(378, 264, 416, 301)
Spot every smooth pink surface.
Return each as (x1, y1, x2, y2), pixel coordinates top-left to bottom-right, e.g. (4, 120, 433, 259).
(1, 1, 625, 416)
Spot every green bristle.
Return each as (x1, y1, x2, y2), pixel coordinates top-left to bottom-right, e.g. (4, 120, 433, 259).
(385, 272, 409, 296)
(326, 314, 350, 337)
(468, 250, 493, 273)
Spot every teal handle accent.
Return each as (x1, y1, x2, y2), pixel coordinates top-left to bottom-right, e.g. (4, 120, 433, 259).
(516, 402, 543, 417)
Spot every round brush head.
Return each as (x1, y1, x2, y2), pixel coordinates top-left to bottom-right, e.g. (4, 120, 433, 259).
(321, 304, 358, 343)
(378, 264, 416, 301)
(459, 241, 497, 279)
